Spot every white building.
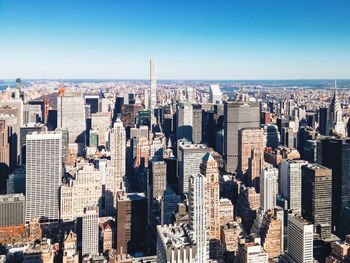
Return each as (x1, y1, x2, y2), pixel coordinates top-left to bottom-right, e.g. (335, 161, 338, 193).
(82, 206, 99, 257)
(109, 119, 126, 192)
(209, 84, 222, 104)
(260, 166, 278, 211)
(57, 91, 86, 150)
(279, 160, 308, 213)
(286, 215, 313, 263)
(25, 131, 62, 222)
(236, 236, 268, 263)
(188, 173, 208, 263)
(150, 59, 157, 110)
(178, 143, 208, 195)
(157, 223, 197, 263)
(60, 162, 102, 221)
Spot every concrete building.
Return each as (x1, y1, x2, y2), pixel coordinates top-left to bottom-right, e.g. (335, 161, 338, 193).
(82, 206, 99, 257)
(236, 235, 268, 263)
(116, 192, 147, 254)
(57, 91, 86, 149)
(201, 152, 220, 259)
(279, 159, 308, 214)
(188, 173, 208, 263)
(60, 163, 102, 221)
(263, 124, 280, 149)
(178, 143, 207, 196)
(25, 131, 62, 222)
(156, 223, 197, 263)
(238, 128, 264, 175)
(192, 104, 202, 144)
(260, 166, 278, 212)
(150, 59, 157, 111)
(259, 209, 283, 259)
(176, 102, 193, 142)
(224, 101, 260, 173)
(209, 84, 222, 104)
(110, 119, 126, 192)
(221, 218, 243, 256)
(91, 112, 111, 146)
(302, 164, 332, 239)
(62, 230, 79, 263)
(317, 137, 350, 238)
(0, 193, 25, 227)
(150, 160, 167, 198)
(286, 215, 313, 263)
(219, 198, 234, 226)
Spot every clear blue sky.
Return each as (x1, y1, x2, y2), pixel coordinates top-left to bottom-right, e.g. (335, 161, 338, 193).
(1, 0, 350, 80)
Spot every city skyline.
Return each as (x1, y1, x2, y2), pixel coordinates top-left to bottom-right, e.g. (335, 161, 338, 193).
(1, 0, 350, 79)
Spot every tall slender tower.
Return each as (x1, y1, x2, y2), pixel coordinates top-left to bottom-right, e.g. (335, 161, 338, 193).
(150, 59, 157, 111)
(188, 173, 208, 263)
(110, 119, 126, 193)
(200, 153, 220, 249)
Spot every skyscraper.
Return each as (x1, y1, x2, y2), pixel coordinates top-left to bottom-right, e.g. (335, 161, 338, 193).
(327, 81, 346, 137)
(110, 119, 126, 192)
(57, 91, 86, 149)
(260, 167, 278, 212)
(201, 153, 220, 258)
(178, 143, 207, 196)
(82, 206, 99, 257)
(192, 104, 202, 144)
(286, 215, 313, 263)
(116, 192, 147, 254)
(176, 102, 193, 142)
(0, 193, 25, 227)
(188, 173, 208, 263)
(238, 128, 264, 181)
(25, 131, 62, 222)
(301, 164, 332, 239)
(279, 159, 308, 214)
(209, 84, 222, 104)
(317, 137, 350, 237)
(224, 101, 260, 173)
(150, 59, 157, 111)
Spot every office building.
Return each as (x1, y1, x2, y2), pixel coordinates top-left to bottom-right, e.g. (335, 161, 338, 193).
(224, 101, 260, 173)
(57, 91, 86, 148)
(150, 160, 167, 198)
(0, 193, 25, 227)
(25, 131, 62, 222)
(110, 119, 126, 192)
(91, 112, 111, 146)
(60, 163, 102, 221)
(238, 128, 264, 175)
(188, 173, 208, 263)
(209, 84, 222, 104)
(150, 59, 157, 111)
(259, 209, 283, 259)
(286, 215, 313, 263)
(6, 166, 25, 194)
(302, 164, 332, 239)
(260, 166, 278, 212)
(176, 102, 193, 141)
(263, 124, 280, 149)
(82, 206, 99, 257)
(248, 148, 263, 190)
(192, 104, 202, 144)
(157, 223, 197, 263)
(220, 198, 234, 226)
(116, 192, 147, 254)
(178, 143, 207, 196)
(317, 137, 350, 237)
(279, 159, 308, 214)
(236, 235, 268, 263)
